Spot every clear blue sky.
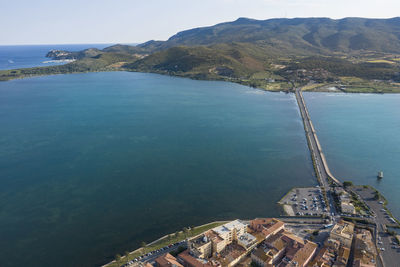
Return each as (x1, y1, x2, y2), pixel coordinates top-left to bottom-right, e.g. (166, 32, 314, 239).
(1, 0, 399, 45)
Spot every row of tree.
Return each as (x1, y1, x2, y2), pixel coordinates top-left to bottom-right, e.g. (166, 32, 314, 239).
(113, 226, 195, 266)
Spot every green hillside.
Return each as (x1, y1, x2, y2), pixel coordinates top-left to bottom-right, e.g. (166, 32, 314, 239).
(2, 17, 400, 92)
(137, 17, 400, 55)
(0, 53, 138, 81)
(125, 45, 266, 78)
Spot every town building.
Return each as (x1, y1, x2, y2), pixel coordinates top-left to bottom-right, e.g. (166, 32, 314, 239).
(130, 262, 154, 267)
(213, 220, 248, 245)
(353, 229, 377, 267)
(155, 253, 184, 267)
(311, 220, 355, 267)
(335, 188, 356, 215)
(189, 220, 255, 258)
(189, 234, 213, 259)
(309, 247, 335, 267)
(177, 250, 215, 267)
(335, 246, 350, 266)
(237, 233, 257, 249)
(329, 220, 354, 248)
(186, 220, 256, 266)
(250, 218, 285, 239)
(205, 230, 226, 254)
(341, 202, 356, 215)
(251, 228, 317, 267)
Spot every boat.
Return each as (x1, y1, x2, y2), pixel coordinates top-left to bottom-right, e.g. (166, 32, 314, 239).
(377, 171, 384, 179)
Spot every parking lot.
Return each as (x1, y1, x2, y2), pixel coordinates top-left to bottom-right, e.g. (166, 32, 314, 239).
(121, 240, 187, 267)
(279, 187, 328, 216)
(353, 186, 400, 265)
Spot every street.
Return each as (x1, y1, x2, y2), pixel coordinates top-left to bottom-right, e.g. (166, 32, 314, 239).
(354, 186, 400, 267)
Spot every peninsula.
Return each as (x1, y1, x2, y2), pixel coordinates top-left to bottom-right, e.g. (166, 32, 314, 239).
(1, 17, 400, 93)
(104, 85, 400, 267)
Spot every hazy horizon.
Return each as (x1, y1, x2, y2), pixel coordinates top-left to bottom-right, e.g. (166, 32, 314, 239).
(2, 0, 400, 45)
(2, 15, 400, 46)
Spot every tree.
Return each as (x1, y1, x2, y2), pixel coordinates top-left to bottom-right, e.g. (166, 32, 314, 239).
(183, 227, 189, 238)
(141, 241, 147, 254)
(189, 226, 194, 236)
(115, 254, 122, 265)
(343, 181, 353, 188)
(124, 251, 130, 261)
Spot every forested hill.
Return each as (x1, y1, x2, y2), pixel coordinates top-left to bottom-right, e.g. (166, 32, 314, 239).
(130, 17, 400, 55)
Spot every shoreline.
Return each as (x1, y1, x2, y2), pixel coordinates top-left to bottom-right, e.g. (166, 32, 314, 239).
(1, 67, 400, 94)
(1, 68, 399, 266)
(103, 220, 228, 267)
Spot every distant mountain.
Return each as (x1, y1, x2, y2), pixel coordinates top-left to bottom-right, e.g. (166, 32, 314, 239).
(127, 17, 400, 55)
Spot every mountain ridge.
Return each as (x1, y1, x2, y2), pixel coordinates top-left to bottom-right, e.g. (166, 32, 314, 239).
(2, 17, 400, 93)
(127, 17, 400, 55)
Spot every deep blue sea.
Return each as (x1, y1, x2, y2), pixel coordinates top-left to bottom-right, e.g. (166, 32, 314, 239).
(0, 71, 314, 267)
(0, 44, 112, 70)
(304, 93, 400, 218)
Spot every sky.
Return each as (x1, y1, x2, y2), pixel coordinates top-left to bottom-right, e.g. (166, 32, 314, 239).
(1, 0, 400, 45)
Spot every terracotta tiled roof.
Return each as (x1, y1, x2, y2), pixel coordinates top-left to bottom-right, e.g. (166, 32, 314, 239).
(155, 253, 184, 267)
(291, 241, 317, 266)
(251, 218, 284, 238)
(178, 250, 214, 267)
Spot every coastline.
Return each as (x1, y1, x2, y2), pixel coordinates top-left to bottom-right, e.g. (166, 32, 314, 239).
(103, 220, 228, 267)
(2, 66, 400, 94)
(1, 68, 400, 266)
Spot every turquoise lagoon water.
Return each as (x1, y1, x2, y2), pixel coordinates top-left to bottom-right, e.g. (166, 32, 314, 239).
(304, 92, 400, 218)
(0, 72, 314, 267)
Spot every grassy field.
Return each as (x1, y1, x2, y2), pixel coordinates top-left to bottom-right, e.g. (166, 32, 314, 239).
(301, 83, 332, 91)
(339, 76, 400, 93)
(344, 83, 400, 93)
(366, 59, 396, 64)
(106, 221, 227, 267)
(260, 82, 292, 91)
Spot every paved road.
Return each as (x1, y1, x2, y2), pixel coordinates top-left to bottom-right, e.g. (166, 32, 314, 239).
(295, 88, 340, 218)
(354, 186, 400, 267)
(142, 242, 186, 263)
(121, 242, 187, 267)
(296, 88, 400, 266)
(279, 217, 326, 224)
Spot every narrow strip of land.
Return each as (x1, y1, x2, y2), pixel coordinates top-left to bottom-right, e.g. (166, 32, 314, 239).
(295, 88, 341, 188)
(295, 87, 400, 267)
(295, 88, 341, 217)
